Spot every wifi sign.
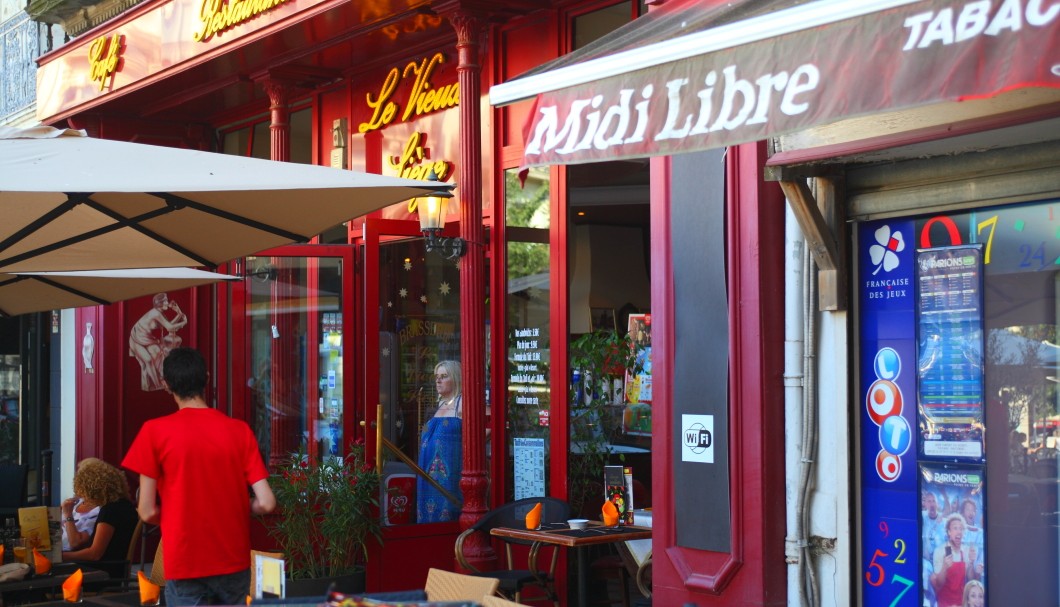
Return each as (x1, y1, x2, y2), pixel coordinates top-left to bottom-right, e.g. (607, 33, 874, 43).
(866, 348, 910, 482)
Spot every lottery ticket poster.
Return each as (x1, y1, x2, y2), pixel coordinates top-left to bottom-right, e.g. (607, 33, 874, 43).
(919, 463, 987, 607)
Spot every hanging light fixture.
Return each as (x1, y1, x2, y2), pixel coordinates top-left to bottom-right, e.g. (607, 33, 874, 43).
(417, 169, 465, 259)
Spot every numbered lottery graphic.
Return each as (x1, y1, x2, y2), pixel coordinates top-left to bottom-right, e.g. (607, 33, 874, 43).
(863, 517, 918, 606)
(866, 348, 912, 482)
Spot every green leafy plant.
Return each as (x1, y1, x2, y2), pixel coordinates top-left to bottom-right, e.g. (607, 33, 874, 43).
(568, 331, 644, 516)
(267, 442, 381, 580)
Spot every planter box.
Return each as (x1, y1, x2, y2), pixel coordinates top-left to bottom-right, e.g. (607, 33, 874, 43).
(285, 571, 365, 599)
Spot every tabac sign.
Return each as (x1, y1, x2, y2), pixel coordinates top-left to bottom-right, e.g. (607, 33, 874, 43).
(507, 0, 1060, 166)
(359, 52, 460, 133)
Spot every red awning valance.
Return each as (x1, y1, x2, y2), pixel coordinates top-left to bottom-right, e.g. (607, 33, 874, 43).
(490, 0, 1060, 166)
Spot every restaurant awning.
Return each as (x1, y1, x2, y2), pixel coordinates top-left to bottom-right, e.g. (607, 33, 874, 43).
(489, 0, 1060, 167)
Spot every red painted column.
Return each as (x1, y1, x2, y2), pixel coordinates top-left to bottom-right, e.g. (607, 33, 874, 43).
(442, 5, 495, 571)
(262, 79, 290, 162)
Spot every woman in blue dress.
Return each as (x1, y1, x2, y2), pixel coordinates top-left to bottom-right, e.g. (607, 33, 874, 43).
(417, 360, 463, 522)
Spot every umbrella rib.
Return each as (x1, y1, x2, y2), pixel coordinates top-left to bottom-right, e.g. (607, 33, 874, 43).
(0, 193, 86, 255)
(153, 193, 312, 243)
(0, 195, 214, 269)
(82, 195, 217, 267)
(29, 275, 110, 305)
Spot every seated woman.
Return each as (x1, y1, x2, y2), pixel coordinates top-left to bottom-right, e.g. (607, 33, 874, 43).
(61, 461, 103, 551)
(61, 458, 139, 579)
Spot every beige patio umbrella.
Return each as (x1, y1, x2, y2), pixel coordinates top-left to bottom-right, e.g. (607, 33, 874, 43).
(0, 267, 238, 317)
(0, 126, 437, 272)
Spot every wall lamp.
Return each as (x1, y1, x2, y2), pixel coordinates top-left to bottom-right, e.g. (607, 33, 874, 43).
(418, 170, 465, 259)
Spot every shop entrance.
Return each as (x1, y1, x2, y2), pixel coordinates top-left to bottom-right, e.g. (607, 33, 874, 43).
(361, 218, 466, 589)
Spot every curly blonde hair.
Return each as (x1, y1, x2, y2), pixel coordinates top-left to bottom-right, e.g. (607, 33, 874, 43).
(73, 458, 130, 506)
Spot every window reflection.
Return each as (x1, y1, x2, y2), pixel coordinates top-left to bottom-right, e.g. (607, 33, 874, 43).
(246, 256, 343, 466)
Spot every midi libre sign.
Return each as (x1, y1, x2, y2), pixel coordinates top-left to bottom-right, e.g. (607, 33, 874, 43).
(517, 0, 1060, 166)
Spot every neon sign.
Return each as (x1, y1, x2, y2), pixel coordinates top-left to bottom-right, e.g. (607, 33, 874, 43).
(387, 132, 453, 215)
(359, 53, 459, 133)
(88, 33, 124, 91)
(193, 0, 294, 43)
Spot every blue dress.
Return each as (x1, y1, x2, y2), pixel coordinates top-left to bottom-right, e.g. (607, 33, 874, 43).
(417, 412, 463, 523)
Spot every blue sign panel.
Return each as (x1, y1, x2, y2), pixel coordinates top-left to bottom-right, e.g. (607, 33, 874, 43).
(859, 220, 920, 606)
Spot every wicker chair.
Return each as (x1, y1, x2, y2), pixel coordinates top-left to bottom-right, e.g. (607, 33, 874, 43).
(482, 596, 532, 607)
(424, 568, 499, 602)
(454, 497, 571, 607)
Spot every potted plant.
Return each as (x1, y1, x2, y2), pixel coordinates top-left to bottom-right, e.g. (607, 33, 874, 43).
(267, 441, 381, 596)
(568, 330, 644, 517)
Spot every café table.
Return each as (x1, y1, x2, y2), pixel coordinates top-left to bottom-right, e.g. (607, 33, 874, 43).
(490, 521, 651, 607)
(0, 562, 108, 607)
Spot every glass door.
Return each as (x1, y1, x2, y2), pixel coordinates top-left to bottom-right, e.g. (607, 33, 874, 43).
(244, 250, 352, 467)
(363, 218, 463, 526)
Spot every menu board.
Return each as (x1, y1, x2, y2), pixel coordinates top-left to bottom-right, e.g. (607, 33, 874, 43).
(510, 326, 546, 408)
(513, 437, 545, 500)
(916, 246, 984, 461)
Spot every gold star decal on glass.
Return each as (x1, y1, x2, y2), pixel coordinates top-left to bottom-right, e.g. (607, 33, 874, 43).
(420, 295, 428, 304)
(382, 347, 391, 357)
(439, 282, 451, 296)
(404, 259, 412, 271)
(399, 288, 408, 298)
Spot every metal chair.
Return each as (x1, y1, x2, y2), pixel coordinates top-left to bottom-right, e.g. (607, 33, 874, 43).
(0, 463, 28, 524)
(454, 497, 571, 607)
(83, 517, 145, 594)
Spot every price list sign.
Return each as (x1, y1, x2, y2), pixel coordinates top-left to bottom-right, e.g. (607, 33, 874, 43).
(915, 246, 985, 461)
(510, 326, 547, 409)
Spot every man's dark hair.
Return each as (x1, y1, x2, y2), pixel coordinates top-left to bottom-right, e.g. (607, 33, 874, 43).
(162, 347, 207, 400)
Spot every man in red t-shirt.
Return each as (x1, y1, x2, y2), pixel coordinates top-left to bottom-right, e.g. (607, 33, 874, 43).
(123, 348, 275, 606)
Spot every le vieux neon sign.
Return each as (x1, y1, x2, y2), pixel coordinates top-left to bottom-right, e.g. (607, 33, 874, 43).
(359, 52, 459, 133)
(361, 52, 459, 216)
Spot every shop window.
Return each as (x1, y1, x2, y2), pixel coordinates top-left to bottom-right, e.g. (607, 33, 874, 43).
(0, 352, 20, 464)
(566, 159, 651, 519)
(572, 1, 633, 50)
(374, 237, 463, 525)
(221, 107, 311, 162)
(246, 256, 344, 466)
(858, 199, 1060, 606)
(504, 167, 551, 502)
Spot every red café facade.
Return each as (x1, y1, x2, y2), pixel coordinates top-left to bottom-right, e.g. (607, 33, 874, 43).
(38, 0, 788, 603)
(38, 0, 1060, 604)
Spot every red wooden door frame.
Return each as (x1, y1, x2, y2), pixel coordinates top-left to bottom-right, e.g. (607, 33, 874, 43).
(649, 143, 787, 605)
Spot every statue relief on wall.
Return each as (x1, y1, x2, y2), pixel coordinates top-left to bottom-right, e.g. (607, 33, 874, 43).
(128, 292, 187, 391)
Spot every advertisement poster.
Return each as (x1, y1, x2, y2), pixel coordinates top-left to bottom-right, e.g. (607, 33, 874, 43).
(919, 464, 986, 607)
(915, 247, 985, 461)
(623, 313, 652, 436)
(859, 220, 921, 606)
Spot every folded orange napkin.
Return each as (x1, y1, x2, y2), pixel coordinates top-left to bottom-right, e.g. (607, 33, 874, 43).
(32, 548, 52, 574)
(525, 502, 542, 530)
(62, 568, 83, 602)
(602, 500, 620, 527)
(138, 570, 161, 605)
